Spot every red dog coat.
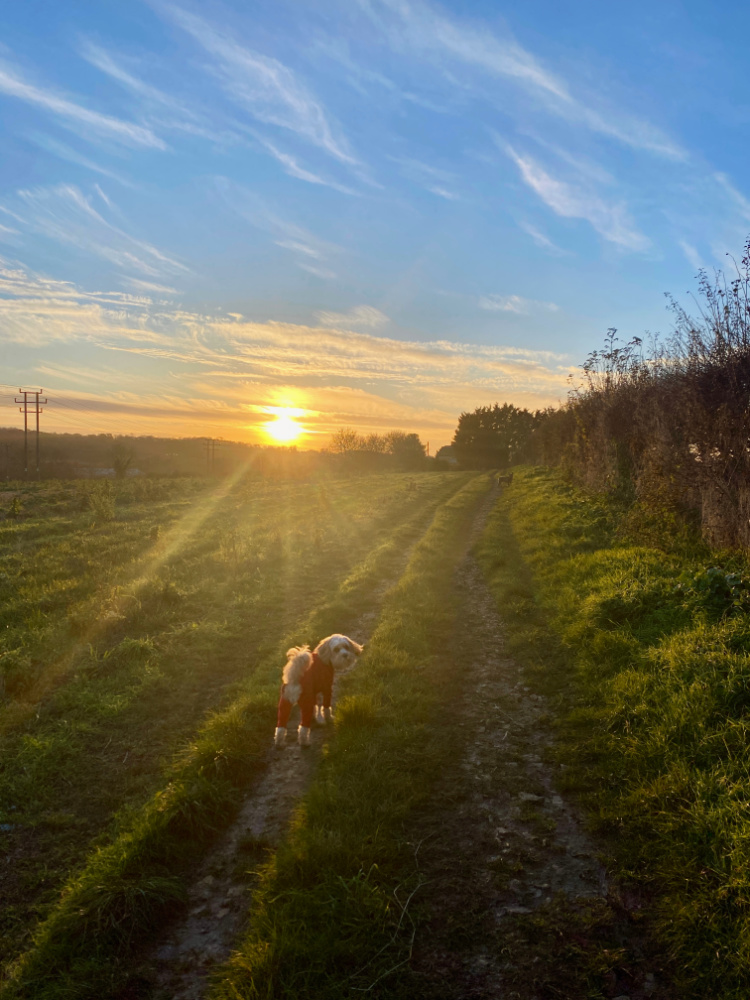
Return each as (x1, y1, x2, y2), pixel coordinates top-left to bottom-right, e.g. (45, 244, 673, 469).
(276, 652, 333, 729)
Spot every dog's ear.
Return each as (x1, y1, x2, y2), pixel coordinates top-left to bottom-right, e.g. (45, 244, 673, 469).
(348, 639, 363, 655)
(315, 636, 335, 664)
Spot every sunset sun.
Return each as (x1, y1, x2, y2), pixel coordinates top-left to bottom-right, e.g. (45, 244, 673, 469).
(264, 408, 305, 443)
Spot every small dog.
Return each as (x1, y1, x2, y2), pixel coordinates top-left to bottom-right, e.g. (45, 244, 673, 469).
(274, 634, 363, 747)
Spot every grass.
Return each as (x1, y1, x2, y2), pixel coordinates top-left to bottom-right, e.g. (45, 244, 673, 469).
(206, 474, 492, 1000)
(475, 465, 750, 998)
(0, 471, 471, 996)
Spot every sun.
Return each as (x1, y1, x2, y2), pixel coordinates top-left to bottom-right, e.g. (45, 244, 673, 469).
(264, 407, 305, 443)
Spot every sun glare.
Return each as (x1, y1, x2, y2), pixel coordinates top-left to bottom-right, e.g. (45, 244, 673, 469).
(264, 407, 305, 443)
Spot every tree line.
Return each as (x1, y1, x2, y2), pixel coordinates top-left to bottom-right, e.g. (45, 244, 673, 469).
(451, 236, 750, 550)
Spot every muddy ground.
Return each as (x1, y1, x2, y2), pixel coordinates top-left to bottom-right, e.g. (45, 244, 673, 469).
(133, 486, 671, 999)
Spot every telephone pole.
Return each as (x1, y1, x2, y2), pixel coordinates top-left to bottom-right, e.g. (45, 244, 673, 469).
(15, 388, 47, 477)
(202, 437, 218, 474)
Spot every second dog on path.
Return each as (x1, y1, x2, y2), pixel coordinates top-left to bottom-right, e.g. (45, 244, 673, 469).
(274, 634, 363, 747)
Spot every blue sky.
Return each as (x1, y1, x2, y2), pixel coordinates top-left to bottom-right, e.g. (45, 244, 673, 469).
(1, 0, 748, 448)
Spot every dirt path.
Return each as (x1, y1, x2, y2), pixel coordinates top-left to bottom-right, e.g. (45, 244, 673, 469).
(406, 487, 668, 999)
(136, 564, 407, 999)
(136, 485, 670, 999)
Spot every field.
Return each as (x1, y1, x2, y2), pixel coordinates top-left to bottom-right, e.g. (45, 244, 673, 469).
(0, 472, 471, 990)
(2, 467, 750, 998)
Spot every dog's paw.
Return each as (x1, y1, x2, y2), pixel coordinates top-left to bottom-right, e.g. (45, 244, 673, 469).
(274, 727, 287, 748)
(313, 705, 333, 725)
(297, 726, 311, 747)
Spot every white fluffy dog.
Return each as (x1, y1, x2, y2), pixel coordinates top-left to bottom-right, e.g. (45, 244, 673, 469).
(274, 634, 363, 747)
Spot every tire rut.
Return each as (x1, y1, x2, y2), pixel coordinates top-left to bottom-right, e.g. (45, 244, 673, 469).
(407, 486, 666, 1000)
(135, 540, 427, 999)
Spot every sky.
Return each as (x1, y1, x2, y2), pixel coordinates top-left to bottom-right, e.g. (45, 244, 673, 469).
(1, 0, 749, 450)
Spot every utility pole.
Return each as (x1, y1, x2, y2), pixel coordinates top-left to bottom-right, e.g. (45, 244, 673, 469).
(15, 388, 46, 477)
(202, 437, 218, 474)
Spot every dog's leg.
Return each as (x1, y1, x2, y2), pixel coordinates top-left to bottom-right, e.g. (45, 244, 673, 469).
(299, 695, 314, 746)
(322, 706, 333, 723)
(275, 690, 293, 748)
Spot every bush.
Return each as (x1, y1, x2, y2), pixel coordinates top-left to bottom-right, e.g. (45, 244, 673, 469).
(520, 235, 750, 551)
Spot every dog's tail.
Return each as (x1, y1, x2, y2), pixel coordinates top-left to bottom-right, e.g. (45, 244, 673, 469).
(282, 646, 312, 704)
(283, 645, 312, 684)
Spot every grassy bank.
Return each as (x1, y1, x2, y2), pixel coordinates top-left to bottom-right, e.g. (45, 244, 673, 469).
(476, 466, 750, 998)
(1, 473, 470, 998)
(208, 474, 491, 1000)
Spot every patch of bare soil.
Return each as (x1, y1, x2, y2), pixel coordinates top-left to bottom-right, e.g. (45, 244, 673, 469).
(407, 491, 672, 1000)
(133, 581, 397, 999)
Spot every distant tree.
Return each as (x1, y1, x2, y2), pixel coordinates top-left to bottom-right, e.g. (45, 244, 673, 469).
(362, 433, 388, 453)
(112, 437, 135, 478)
(384, 431, 427, 470)
(452, 403, 536, 469)
(328, 427, 427, 470)
(328, 427, 362, 454)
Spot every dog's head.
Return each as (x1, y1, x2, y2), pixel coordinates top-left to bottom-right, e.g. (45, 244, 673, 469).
(314, 634, 363, 671)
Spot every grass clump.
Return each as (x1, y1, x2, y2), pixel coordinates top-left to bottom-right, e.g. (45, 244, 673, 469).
(208, 475, 491, 1000)
(476, 465, 750, 998)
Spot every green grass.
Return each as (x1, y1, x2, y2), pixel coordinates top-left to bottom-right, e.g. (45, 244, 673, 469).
(476, 466, 750, 998)
(0, 472, 471, 995)
(207, 474, 491, 1000)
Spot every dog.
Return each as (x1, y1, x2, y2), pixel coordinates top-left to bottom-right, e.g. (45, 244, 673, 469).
(497, 471, 514, 486)
(274, 634, 363, 747)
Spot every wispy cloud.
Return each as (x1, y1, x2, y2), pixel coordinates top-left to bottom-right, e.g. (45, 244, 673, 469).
(315, 305, 389, 328)
(504, 144, 650, 252)
(251, 132, 357, 194)
(428, 185, 460, 200)
(359, 0, 569, 100)
(389, 154, 460, 199)
(27, 134, 136, 187)
(519, 221, 567, 255)
(298, 263, 337, 279)
(124, 278, 179, 295)
(3, 184, 188, 277)
(479, 294, 558, 314)
(79, 39, 236, 144)
(80, 40, 181, 109)
(714, 172, 750, 223)
(357, 0, 685, 160)
(159, 4, 358, 167)
(0, 60, 165, 149)
(214, 177, 339, 277)
(678, 240, 703, 272)
(1, 258, 569, 441)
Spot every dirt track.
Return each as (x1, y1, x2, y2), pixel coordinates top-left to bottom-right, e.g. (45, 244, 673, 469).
(407, 488, 666, 999)
(138, 484, 667, 999)
(140, 567, 403, 999)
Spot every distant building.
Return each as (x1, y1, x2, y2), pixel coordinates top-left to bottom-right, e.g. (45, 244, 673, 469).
(435, 446, 459, 466)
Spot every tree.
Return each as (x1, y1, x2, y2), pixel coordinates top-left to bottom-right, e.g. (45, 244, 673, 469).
(452, 403, 536, 469)
(111, 437, 135, 478)
(328, 427, 362, 455)
(362, 433, 387, 454)
(384, 431, 427, 470)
